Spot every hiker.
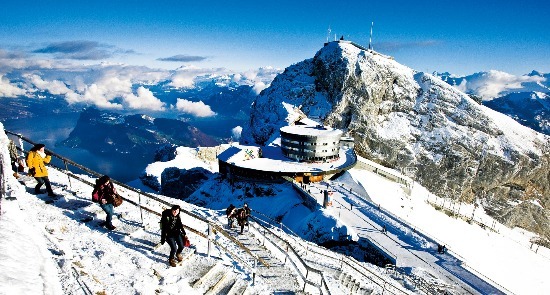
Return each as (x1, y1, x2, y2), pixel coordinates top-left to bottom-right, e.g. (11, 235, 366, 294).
(8, 139, 19, 178)
(26, 143, 56, 197)
(235, 203, 251, 234)
(226, 204, 237, 228)
(92, 175, 117, 230)
(160, 205, 187, 267)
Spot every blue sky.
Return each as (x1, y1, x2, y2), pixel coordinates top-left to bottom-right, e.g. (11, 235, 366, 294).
(1, 0, 549, 75)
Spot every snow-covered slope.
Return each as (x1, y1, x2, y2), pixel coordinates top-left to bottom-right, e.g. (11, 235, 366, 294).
(242, 41, 550, 242)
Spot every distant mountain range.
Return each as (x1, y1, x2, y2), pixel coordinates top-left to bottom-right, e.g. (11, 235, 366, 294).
(435, 70, 550, 135)
(60, 107, 218, 158)
(484, 92, 550, 135)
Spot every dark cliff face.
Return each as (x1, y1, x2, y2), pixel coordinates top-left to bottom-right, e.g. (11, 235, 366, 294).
(244, 41, 550, 241)
(60, 108, 219, 158)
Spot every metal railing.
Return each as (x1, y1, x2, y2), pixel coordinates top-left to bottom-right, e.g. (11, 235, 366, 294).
(285, 176, 399, 264)
(251, 208, 413, 295)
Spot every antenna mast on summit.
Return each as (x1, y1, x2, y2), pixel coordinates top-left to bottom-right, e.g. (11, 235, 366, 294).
(327, 25, 332, 43)
(369, 21, 374, 50)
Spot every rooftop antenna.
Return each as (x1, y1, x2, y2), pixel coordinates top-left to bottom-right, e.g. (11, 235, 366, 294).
(368, 21, 374, 50)
(326, 25, 332, 43)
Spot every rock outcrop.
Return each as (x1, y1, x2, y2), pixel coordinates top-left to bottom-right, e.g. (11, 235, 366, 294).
(161, 167, 213, 200)
(243, 41, 550, 240)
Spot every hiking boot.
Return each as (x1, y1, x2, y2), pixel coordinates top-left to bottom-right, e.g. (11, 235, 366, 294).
(169, 258, 177, 267)
(176, 253, 183, 262)
(106, 225, 116, 231)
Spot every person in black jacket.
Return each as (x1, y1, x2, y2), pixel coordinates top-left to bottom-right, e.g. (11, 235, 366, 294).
(160, 205, 187, 267)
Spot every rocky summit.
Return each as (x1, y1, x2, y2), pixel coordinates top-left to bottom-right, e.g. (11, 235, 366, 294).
(242, 41, 550, 241)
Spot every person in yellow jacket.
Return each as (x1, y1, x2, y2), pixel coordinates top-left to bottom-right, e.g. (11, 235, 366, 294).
(27, 143, 56, 197)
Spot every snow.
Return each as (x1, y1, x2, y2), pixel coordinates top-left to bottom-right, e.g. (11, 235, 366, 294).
(0, 196, 63, 295)
(343, 169, 550, 294)
(2, 122, 550, 295)
(479, 104, 549, 155)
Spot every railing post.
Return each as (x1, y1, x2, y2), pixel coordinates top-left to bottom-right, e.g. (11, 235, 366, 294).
(17, 135, 25, 158)
(207, 224, 211, 257)
(303, 268, 309, 292)
(137, 191, 144, 227)
(63, 160, 73, 190)
(284, 243, 288, 264)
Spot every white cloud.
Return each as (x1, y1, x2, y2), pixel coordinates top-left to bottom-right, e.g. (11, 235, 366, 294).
(175, 98, 216, 117)
(25, 74, 72, 95)
(231, 126, 242, 140)
(169, 66, 209, 88)
(123, 86, 165, 111)
(454, 70, 546, 100)
(80, 83, 123, 109)
(252, 82, 267, 95)
(0, 75, 26, 97)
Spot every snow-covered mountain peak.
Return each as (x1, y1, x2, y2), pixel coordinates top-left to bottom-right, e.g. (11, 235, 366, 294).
(243, 40, 550, 241)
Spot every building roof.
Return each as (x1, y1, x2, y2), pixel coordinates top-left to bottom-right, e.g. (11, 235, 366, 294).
(280, 125, 343, 137)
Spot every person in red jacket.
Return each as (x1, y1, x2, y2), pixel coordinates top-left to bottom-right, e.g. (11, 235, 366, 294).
(92, 175, 117, 230)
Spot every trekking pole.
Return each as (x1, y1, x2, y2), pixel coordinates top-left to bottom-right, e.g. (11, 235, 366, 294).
(63, 160, 73, 191)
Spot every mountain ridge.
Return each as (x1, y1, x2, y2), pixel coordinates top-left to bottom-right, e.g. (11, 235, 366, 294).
(243, 41, 550, 241)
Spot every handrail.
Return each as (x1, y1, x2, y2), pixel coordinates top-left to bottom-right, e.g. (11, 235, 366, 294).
(286, 177, 399, 264)
(253, 181, 440, 294)
(4, 129, 268, 271)
(251, 212, 416, 295)
(250, 215, 330, 294)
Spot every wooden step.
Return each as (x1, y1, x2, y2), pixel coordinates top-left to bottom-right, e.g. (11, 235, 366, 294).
(205, 272, 236, 295)
(193, 263, 224, 289)
(226, 279, 248, 295)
